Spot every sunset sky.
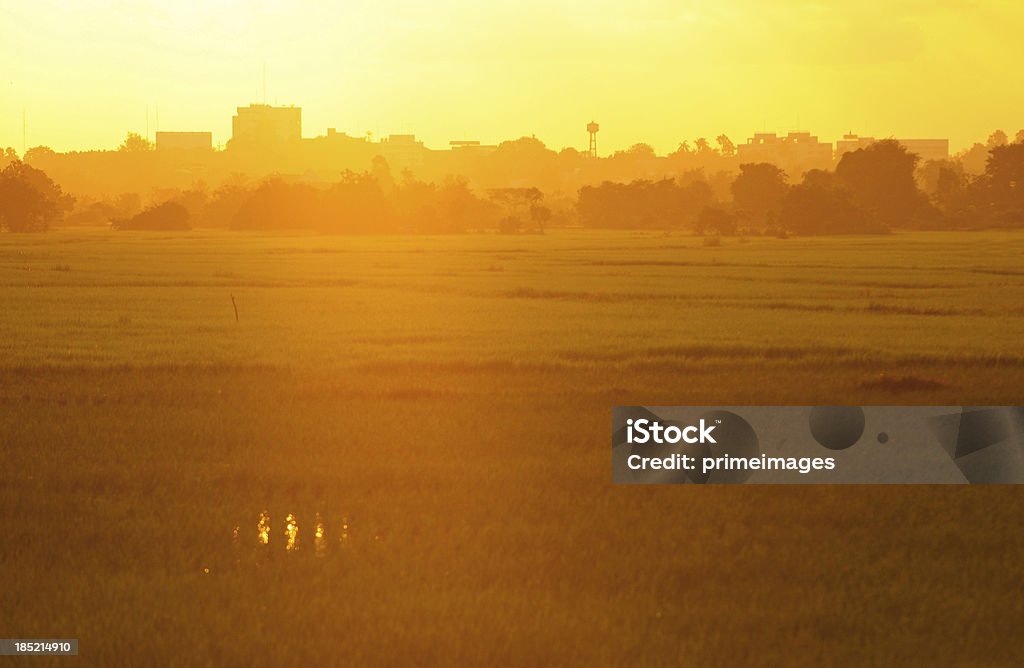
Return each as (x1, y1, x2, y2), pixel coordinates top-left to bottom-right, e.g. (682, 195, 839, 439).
(2, 0, 1022, 155)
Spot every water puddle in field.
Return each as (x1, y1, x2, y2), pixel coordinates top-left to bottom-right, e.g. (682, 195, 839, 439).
(231, 511, 375, 557)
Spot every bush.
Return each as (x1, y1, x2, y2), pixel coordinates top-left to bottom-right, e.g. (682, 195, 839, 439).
(112, 201, 190, 230)
(694, 206, 737, 235)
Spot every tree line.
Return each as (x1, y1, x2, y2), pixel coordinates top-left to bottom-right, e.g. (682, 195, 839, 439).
(2, 134, 1024, 234)
(0, 155, 558, 234)
(579, 138, 1024, 234)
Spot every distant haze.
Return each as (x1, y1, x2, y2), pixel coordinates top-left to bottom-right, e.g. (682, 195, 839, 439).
(2, 0, 1023, 153)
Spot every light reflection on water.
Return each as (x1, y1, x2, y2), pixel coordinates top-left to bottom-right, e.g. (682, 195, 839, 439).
(284, 513, 299, 552)
(257, 512, 271, 546)
(237, 512, 363, 555)
(314, 513, 326, 556)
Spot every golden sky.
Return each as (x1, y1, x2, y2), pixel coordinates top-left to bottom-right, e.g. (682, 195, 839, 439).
(2, 0, 1022, 154)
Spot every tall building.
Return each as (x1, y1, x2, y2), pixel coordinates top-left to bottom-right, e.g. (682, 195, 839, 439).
(155, 131, 212, 152)
(835, 134, 949, 163)
(230, 104, 301, 148)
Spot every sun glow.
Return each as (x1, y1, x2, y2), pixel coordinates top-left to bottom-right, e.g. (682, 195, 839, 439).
(2, 1, 1022, 154)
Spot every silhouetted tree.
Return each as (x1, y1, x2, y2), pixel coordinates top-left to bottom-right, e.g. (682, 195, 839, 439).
(987, 130, 1009, 149)
(624, 143, 656, 158)
(23, 146, 57, 164)
(0, 161, 71, 231)
(488, 187, 544, 233)
(917, 159, 960, 197)
(985, 142, 1024, 222)
(957, 142, 990, 175)
(672, 141, 693, 156)
(715, 135, 736, 157)
(482, 137, 558, 191)
(434, 177, 495, 233)
(731, 163, 789, 226)
(694, 206, 736, 235)
(321, 171, 395, 233)
(232, 178, 321, 231)
(578, 178, 713, 229)
(202, 185, 249, 227)
(779, 170, 873, 234)
(529, 204, 551, 233)
(119, 133, 154, 153)
(935, 166, 970, 214)
(679, 179, 715, 216)
(835, 140, 925, 228)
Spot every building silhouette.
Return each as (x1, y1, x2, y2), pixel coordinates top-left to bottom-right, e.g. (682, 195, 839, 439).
(377, 134, 427, 169)
(449, 140, 497, 155)
(230, 104, 302, 149)
(737, 132, 833, 174)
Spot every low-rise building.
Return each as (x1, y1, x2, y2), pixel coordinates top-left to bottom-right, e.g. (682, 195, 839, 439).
(835, 134, 949, 163)
(736, 132, 833, 175)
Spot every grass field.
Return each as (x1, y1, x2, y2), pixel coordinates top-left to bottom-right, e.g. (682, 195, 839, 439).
(2, 228, 1024, 665)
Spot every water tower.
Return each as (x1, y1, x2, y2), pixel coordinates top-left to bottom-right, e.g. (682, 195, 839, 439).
(587, 121, 599, 157)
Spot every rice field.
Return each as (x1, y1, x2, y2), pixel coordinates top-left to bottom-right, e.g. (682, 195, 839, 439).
(1, 228, 1023, 665)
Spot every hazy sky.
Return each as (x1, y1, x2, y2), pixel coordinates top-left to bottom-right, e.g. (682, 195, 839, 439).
(2, 0, 1022, 154)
